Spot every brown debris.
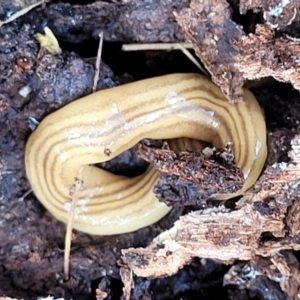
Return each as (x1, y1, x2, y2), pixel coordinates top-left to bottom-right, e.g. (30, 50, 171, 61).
(121, 204, 284, 278)
(121, 134, 300, 283)
(266, 129, 294, 165)
(95, 277, 110, 300)
(240, 0, 300, 30)
(287, 197, 300, 238)
(238, 133, 300, 220)
(224, 252, 300, 300)
(120, 266, 134, 300)
(13, 57, 33, 74)
(120, 270, 154, 300)
(175, 0, 245, 102)
(96, 289, 108, 300)
(175, 0, 300, 102)
(136, 141, 244, 206)
(233, 24, 300, 94)
(122, 248, 192, 279)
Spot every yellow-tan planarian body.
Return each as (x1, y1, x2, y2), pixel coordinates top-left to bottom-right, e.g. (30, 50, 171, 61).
(25, 73, 267, 235)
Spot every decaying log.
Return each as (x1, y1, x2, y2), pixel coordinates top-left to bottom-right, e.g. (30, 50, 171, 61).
(136, 141, 244, 206)
(121, 134, 300, 298)
(175, 0, 300, 102)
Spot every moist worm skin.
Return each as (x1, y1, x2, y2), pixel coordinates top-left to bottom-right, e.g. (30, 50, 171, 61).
(25, 73, 267, 235)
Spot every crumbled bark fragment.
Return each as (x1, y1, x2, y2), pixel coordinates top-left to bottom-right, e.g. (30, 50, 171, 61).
(225, 252, 300, 300)
(175, 0, 244, 102)
(136, 141, 244, 206)
(238, 154, 300, 221)
(122, 204, 284, 278)
(253, 197, 281, 216)
(96, 289, 108, 300)
(154, 173, 213, 207)
(227, 264, 285, 299)
(122, 134, 300, 283)
(287, 197, 300, 238)
(120, 272, 152, 300)
(176, 0, 300, 102)
(240, 0, 300, 30)
(129, 278, 152, 300)
(120, 266, 133, 300)
(121, 248, 192, 278)
(95, 277, 110, 300)
(13, 56, 34, 74)
(232, 24, 300, 93)
(267, 129, 294, 165)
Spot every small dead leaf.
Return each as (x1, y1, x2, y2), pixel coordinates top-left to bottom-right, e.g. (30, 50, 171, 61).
(35, 26, 62, 55)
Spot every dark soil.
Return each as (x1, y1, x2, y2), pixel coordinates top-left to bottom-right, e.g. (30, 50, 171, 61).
(1, 1, 300, 299)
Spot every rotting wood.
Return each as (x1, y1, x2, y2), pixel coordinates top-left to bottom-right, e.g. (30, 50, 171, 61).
(136, 140, 244, 206)
(175, 0, 300, 102)
(121, 134, 300, 296)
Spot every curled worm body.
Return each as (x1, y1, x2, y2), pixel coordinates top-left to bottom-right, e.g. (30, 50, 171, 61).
(25, 73, 267, 235)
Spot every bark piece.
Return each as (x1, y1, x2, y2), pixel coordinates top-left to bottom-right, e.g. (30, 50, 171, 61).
(175, 0, 245, 102)
(240, 0, 300, 30)
(233, 24, 300, 95)
(122, 134, 300, 279)
(95, 277, 110, 300)
(225, 252, 300, 300)
(176, 0, 300, 102)
(136, 141, 244, 206)
(120, 266, 138, 300)
(121, 204, 284, 278)
(266, 129, 293, 165)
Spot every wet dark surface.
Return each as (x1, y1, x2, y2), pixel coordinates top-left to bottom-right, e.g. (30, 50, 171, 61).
(1, 1, 300, 299)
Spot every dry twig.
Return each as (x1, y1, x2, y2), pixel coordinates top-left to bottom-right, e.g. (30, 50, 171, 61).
(93, 32, 104, 93)
(122, 43, 193, 51)
(0, 0, 47, 27)
(122, 42, 208, 75)
(64, 33, 104, 278)
(176, 43, 209, 76)
(64, 167, 84, 280)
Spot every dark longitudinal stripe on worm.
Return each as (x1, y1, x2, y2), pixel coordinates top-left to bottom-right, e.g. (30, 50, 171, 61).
(35, 106, 237, 210)
(25, 73, 266, 235)
(43, 101, 234, 195)
(37, 93, 235, 204)
(33, 107, 235, 211)
(45, 164, 159, 215)
(87, 170, 159, 215)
